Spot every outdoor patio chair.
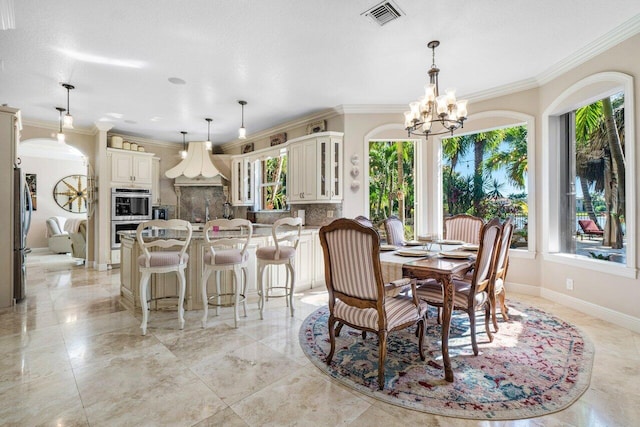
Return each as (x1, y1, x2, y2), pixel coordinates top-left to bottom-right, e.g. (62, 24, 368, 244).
(578, 219, 604, 240)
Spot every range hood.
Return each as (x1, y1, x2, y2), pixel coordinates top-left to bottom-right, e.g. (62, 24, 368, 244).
(166, 141, 229, 186)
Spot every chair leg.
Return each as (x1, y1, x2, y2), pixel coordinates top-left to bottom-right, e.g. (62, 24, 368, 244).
(498, 289, 509, 321)
(417, 319, 425, 361)
(287, 261, 295, 317)
(214, 271, 221, 317)
(326, 315, 337, 364)
(377, 330, 388, 390)
(258, 263, 266, 320)
(176, 268, 186, 330)
(139, 271, 151, 335)
(335, 322, 344, 337)
(232, 267, 240, 328)
(469, 308, 479, 356)
(201, 267, 212, 328)
(490, 289, 499, 332)
(241, 266, 248, 318)
(284, 266, 290, 307)
(484, 303, 493, 343)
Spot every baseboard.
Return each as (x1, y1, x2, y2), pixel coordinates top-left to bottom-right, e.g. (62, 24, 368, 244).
(540, 288, 640, 334)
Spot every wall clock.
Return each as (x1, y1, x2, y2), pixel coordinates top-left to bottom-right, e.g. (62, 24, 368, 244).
(53, 174, 88, 213)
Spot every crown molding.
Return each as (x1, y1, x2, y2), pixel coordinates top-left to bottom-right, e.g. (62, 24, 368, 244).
(22, 118, 96, 136)
(221, 107, 343, 152)
(107, 132, 176, 149)
(536, 14, 640, 86)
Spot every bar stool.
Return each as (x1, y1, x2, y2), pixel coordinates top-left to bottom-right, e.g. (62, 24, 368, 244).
(256, 217, 302, 319)
(201, 219, 253, 328)
(137, 219, 192, 336)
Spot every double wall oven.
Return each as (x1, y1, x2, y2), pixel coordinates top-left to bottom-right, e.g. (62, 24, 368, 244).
(111, 188, 152, 248)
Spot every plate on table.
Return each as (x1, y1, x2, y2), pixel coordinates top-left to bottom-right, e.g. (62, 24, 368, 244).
(439, 250, 473, 259)
(404, 240, 424, 246)
(437, 239, 465, 246)
(396, 248, 433, 257)
(380, 244, 398, 251)
(461, 243, 479, 251)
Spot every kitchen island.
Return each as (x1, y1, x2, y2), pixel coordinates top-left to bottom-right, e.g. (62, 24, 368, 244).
(118, 224, 325, 313)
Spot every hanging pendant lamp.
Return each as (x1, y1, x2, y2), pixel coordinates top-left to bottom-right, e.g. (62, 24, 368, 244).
(205, 118, 213, 151)
(238, 100, 247, 139)
(179, 131, 188, 159)
(55, 106, 66, 144)
(61, 83, 75, 129)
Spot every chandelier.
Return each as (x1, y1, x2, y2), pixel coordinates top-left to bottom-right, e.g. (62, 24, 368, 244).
(404, 40, 468, 138)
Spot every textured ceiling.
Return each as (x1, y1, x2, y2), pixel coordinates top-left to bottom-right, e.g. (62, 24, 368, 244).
(1, 1, 639, 146)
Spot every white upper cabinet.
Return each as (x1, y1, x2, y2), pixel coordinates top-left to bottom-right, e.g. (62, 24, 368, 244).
(288, 138, 317, 202)
(288, 132, 343, 204)
(109, 148, 154, 187)
(231, 157, 254, 206)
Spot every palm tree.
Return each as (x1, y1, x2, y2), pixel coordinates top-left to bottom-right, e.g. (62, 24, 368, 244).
(486, 126, 528, 189)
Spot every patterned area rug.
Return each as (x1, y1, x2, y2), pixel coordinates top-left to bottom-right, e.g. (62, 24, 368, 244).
(299, 301, 594, 420)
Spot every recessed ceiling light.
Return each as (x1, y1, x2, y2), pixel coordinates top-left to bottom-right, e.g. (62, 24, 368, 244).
(150, 116, 163, 122)
(168, 77, 186, 85)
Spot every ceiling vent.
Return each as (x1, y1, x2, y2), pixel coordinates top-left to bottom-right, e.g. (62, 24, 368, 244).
(362, 1, 404, 26)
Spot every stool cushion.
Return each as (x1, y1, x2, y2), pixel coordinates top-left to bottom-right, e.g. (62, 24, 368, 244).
(203, 249, 248, 265)
(138, 251, 189, 268)
(256, 246, 296, 261)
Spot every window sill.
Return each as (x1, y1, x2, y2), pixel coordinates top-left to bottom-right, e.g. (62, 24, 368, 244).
(543, 252, 637, 279)
(509, 248, 536, 260)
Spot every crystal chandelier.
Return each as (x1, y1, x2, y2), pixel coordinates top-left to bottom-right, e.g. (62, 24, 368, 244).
(404, 40, 468, 138)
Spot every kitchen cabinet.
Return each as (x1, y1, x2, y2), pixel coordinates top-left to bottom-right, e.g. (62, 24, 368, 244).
(316, 135, 343, 201)
(109, 148, 154, 187)
(288, 132, 343, 204)
(152, 157, 161, 205)
(288, 138, 317, 202)
(231, 157, 254, 206)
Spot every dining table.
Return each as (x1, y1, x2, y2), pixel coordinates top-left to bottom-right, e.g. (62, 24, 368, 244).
(379, 242, 476, 383)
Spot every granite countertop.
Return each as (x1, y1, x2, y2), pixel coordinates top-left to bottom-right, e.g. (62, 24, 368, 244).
(118, 224, 319, 241)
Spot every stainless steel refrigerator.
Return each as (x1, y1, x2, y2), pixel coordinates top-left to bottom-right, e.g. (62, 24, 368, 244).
(13, 167, 32, 302)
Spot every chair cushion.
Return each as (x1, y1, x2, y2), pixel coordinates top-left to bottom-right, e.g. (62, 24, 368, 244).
(138, 251, 189, 268)
(256, 245, 296, 261)
(204, 249, 248, 265)
(334, 296, 427, 330)
(415, 279, 486, 309)
(494, 277, 505, 295)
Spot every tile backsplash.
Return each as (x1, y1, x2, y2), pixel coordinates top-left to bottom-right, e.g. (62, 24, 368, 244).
(242, 204, 342, 226)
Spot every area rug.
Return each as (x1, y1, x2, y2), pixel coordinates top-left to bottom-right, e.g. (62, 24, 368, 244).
(299, 301, 594, 420)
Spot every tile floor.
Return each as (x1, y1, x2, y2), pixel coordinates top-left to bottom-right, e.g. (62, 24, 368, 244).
(1, 252, 639, 426)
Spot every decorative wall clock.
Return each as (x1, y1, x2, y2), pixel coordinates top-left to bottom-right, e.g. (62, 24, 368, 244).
(53, 174, 88, 213)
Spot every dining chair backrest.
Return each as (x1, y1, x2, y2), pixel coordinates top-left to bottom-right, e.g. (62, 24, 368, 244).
(469, 218, 502, 295)
(320, 218, 383, 303)
(271, 217, 302, 258)
(136, 219, 192, 268)
(354, 215, 374, 228)
(495, 217, 514, 276)
(383, 216, 404, 246)
(203, 218, 253, 261)
(444, 214, 484, 244)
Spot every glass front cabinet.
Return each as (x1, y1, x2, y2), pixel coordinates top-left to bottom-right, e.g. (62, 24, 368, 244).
(316, 135, 343, 202)
(231, 157, 254, 206)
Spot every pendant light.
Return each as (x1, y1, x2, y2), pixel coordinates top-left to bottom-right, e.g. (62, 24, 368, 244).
(61, 83, 75, 129)
(205, 118, 213, 151)
(238, 100, 247, 139)
(55, 107, 66, 144)
(179, 131, 188, 159)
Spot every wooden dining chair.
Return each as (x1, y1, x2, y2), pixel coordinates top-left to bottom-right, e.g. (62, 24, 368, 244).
(416, 218, 502, 355)
(319, 218, 427, 390)
(491, 217, 515, 328)
(354, 215, 373, 228)
(443, 214, 484, 244)
(383, 215, 405, 246)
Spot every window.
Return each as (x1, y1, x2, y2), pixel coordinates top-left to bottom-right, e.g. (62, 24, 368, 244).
(368, 140, 416, 239)
(558, 93, 626, 263)
(441, 125, 529, 249)
(258, 149, 287, 211)
(543, 72, 635, 276)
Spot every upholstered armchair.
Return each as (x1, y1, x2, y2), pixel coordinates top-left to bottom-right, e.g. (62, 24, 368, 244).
(319, 218, 427, 390)
(46, 217, 73, 254)
(443, 214, 484, 244)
